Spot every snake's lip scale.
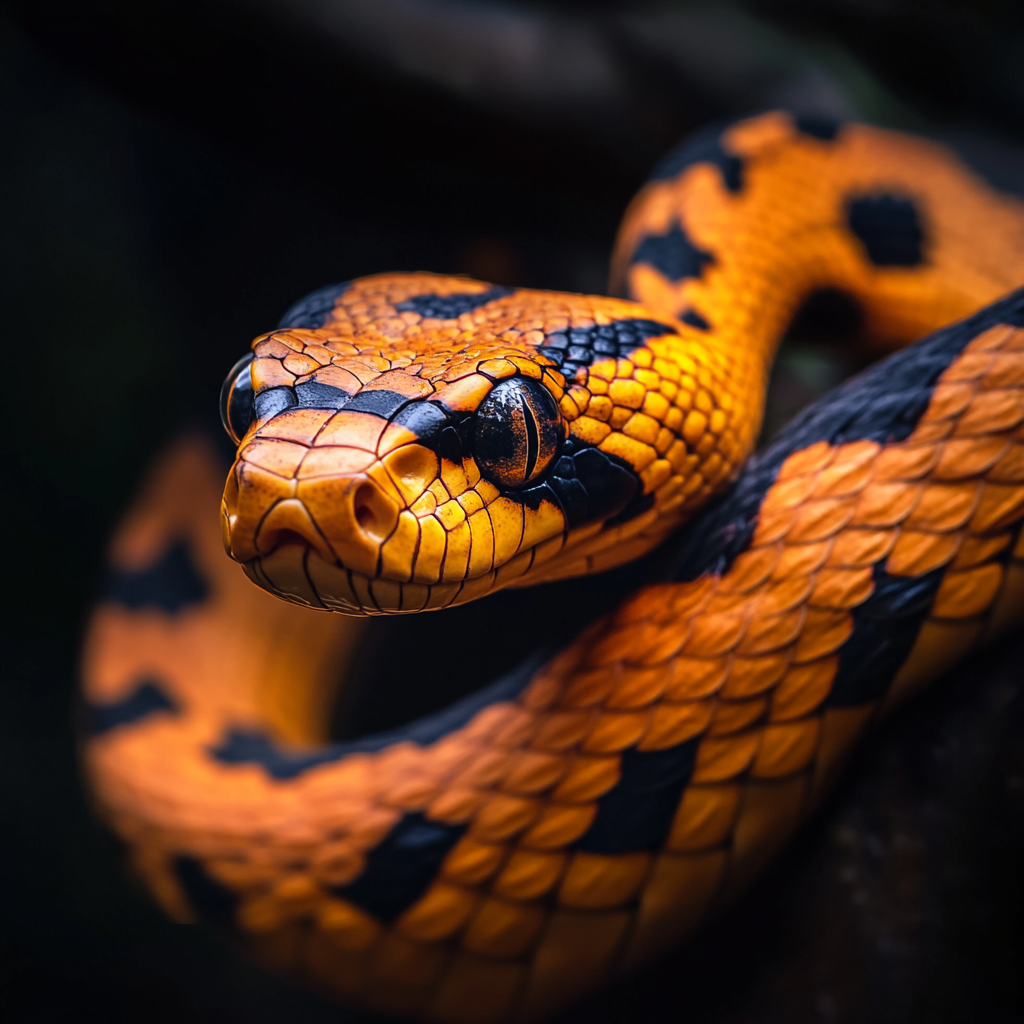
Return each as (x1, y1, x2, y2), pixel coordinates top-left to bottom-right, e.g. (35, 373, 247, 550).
(81, 110, 1024, 1023)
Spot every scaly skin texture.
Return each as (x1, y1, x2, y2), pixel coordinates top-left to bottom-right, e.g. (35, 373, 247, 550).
(81, 112, 1024, 1022)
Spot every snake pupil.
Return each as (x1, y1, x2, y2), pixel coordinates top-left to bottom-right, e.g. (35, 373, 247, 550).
(219, 352, 255, 445)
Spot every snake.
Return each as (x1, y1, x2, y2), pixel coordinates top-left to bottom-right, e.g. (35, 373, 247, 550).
(81, 110, 1024, 1022)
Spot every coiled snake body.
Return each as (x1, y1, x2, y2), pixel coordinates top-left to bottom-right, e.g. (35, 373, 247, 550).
(81, 112, 1024, 1022)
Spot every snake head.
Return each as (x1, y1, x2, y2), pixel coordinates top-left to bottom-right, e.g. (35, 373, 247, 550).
(219, 273, 741, 613)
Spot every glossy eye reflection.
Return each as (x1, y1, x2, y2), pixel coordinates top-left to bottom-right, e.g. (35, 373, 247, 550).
(473, 378, 563, 489)
(219, 352, 255, 445)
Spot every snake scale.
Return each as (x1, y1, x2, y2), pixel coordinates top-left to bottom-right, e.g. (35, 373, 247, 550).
(81, 111, 1024, 1022)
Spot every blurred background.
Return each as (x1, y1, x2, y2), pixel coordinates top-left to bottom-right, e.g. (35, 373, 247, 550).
(1, 1, 1023, 1021)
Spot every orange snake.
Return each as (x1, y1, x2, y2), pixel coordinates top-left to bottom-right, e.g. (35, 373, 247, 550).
(81, 111, 1024, 1022)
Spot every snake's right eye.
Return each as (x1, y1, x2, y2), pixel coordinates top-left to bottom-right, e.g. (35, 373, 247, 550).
(220, 352, 255, 444)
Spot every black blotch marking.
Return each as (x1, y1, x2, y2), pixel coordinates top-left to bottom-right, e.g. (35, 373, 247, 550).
(254, 385, 297, 421)
(847, 194, 925, 267)
(631, 223, 715, 287)
(174, 856, 238, 928)
(669, 289, 1024, 582)
(208, 657, 542, 779)
(794, 115, 843, 141)
(538, 318, 677, 377)
(545, 441, 641, 529)
(293, 381, 352, 410)
(342, 389, 411, 420)
(102, 539, 208, 613)
(577, 739, 700, 853)
(332, 813, 465, 923)
(648, 122, 743, 192)
(395, 286, 514, 320)
(278, 281, 352, 330)
(394, 401, 449, 446)
(681, 308, 711, 331)
(826, 563, 945, 707)
(84, 679, 179, 737)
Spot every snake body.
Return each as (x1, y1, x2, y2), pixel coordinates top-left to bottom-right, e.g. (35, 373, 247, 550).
(81, 111, 1024, 1022)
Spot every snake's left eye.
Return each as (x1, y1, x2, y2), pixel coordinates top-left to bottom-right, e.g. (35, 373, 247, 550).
(220, 352, 255, 444)
(473, 378, 563, 489)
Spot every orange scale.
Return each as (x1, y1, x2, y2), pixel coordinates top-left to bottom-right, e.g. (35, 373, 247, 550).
(852, 480, 924, 528)
(808, 565, 876, 609)
(981, 351, 1024, 388)
(905, 481, 980, 532)
(786, 497, 856, 544)
(558, 851, 650, 910)
(954, 388, 1024, 436)
(691, 730, 762, 783)
(559, 666, 620, 709)
(903, 418, 955, 444)
(490, 707, 539, 748)
(932, 436, 1010, 480)
(959, 323, 1015, 355)
(750, 506, 795, 545)
(455, 747, 511, 790)
(969, 482, 1024, 532)
(491, 849, 568, 901)
(344, 805, 402, 850)
(886, 530, 961, 576)
(717, 544, 781, 594)
(551, 755, 621, 802)
(772, 539, 833, 578)
(460, 898, 546, 959)
(937, 350, 995, 382)
(440, 837, 507, 887)
(469, 793, 541, 843)
(518, 803, 596, 850)
(769, 657, 838, 721)
(665, 657, 729, 700)
(580, 710, 651, 753)
(239, 438, 308, 478)
(950, 533, 1012, 570)
(637, 702, 715, 752)
(395, 882, 479, 943)
(825, 528, 896, 568)
(735, 607, 806, 656)
(529, 710, 597, 752)
(665, 784, 741, 852)
(427, 787, 485, 824)
(752, 574, 814, 617)
(682, 612, 748, 658)
(606, 664, 670, 709)
(759, 473, 817, 513)
(925, 383, 983, 421)
(872, 443, 941, 481)
(987, 443, 1024, 483)
(720, 651, 791, 699)
(775, 440, 834, 481)
(750, 719, 821, 779)
(793, 608, 853, 662)
(500, 750, 569, 795)
(707, 698, 768, 736)
(669, 576, 717, 617)
(932, 563, 1004, 619)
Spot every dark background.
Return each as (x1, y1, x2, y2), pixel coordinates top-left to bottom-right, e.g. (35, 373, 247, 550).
(1, 1, 1023, 1021)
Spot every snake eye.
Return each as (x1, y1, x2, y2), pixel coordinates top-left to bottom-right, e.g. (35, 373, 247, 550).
(219, 352, 255, 444)
(473, 378, 562, 489)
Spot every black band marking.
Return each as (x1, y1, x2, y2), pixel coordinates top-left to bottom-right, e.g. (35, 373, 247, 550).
(576, 739, 700, 853)
(846, 194, 925, 267)
(83, 679, 179, 737)
(254, 385, 298, 421)
(395, 286, 514, 320)
(630, 223, 715, 286)
(794, 115, 843, 141)
(102, 540, 208, 613)
(293, 381, 353, 410)
(537, 318, 677, 377)
(278, 281, 352, 330)
(648, 123, 744, 193)
(331, 813, 465, 923)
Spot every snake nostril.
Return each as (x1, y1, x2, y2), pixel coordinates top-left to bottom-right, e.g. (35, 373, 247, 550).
(353, 483, 384, 537)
